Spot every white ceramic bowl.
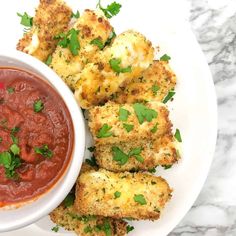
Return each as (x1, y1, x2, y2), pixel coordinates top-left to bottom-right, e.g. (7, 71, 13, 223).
(0, 50, 85, 232)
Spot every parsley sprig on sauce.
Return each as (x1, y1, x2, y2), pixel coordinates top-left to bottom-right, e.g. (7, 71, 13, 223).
(34, 145, 53, 158)
(34, 99, 44, 113)
(97, 1, 122, 19)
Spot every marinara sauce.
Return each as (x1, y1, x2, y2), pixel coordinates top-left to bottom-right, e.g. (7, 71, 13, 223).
(0, 67, 74, 207)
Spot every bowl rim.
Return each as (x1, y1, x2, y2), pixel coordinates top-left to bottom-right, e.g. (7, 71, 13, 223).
(0, 50, 85, 232)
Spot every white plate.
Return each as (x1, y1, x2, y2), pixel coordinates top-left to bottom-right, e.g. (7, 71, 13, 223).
(0, 0, 217, 235)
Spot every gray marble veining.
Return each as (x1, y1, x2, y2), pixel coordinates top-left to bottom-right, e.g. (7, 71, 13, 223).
(170, 0, 236, 235)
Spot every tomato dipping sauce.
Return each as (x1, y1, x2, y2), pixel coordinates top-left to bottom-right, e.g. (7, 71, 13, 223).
(0, 67, 74, 207)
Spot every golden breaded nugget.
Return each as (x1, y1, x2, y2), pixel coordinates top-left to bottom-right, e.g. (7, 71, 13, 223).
(75, 169, 172, 220)
(95, 135, 179, 172)
(17, 0, 72, 62)
(113, 60, 176, 104)
(74, 30, 154, 108)
(51, 9, 113, 89)
(50, 205, 127, 236)
(88, 101, 172, 146)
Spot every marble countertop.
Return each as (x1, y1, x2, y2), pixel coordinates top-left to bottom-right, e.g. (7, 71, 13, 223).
(170, 0, 236, 235)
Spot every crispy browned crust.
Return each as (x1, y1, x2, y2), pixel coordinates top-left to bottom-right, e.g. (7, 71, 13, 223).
(75, 169, 172, 220)
(17, 0, 72, 62)
(88, 101, 172, 146)
(113, 60, 177, 104)
(50, 205, 127, 236)
(95, 135, 179, 172)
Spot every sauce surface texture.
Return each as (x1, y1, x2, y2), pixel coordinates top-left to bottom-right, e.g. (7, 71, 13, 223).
(0, 67, 73, 206)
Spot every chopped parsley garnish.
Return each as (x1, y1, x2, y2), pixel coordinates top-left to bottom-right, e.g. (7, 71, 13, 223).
(90, 38, 104, 50)
(162, 165, 172, 169)
(7, 87, 15, 94)
(10, 144, 20, 155)
(85, 155, 98, 167)
(88, 146, 96, 152)
(97, 124, 113, 138)
(151, 84, 159, 95)
(45, 55, 52, 66)
(160, 54, 171, 61)
(101, 219, 112, 236)
(11, 127, 20, 135)
(150, 123, 158, 133)
(123, 123, 134, 132)
(0, 150, 21, 179)
(112, 146, 129, 165)
(162, 90, 175, 103)
(17, 12, 33, 27)
(119, 107, 131, 121)
(133, 194, 147, 205)
(148, 167, 156, 173)
(84, 225, 93, 233)
(51, 225, 60, 233)
(112, 146, 144, 165)
(98, 1, 122, 19)
(10, 127, 20, 144)
(34, 145, 53, 158)
(55, 29, 80, 56)
(33, 99, 44, 113)
(126, 225, 135, 233)
(133, 103, 157, 124)
(71, 10, 80, 19)
(0, 137, 2, 143)
(114, 191, 121, 199)
(63, 193, 75, 207)
(174, 129, 182, 142)
(105, 31, 116, 46)
(128, 147, 144, 163)
(109, 58, 131, 74)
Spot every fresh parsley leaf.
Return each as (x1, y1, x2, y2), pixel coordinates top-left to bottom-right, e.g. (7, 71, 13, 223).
(90, 38, 104, 50)
(63, 193, 75, 207)
(51, 225, 59, 233)
(11, 127, 20, 135)
(150, 123, 158, 133)
(97, 124, 113, 138)
(109, 58, 131, 74)
(162, 90, 175, 103)
(105, 31, 116, 46)
(0, 152, 11, 168)
(7, 87, 15, 94)
(69, 29, 80, 56)
(128, 147, 144, 163)
(123, 123, 134, 132)
(174, 129, 182, 142)
(101, 219, 112, 236)
(148, 167, 156, 173)
(85, 155, 98, 167)
(114, 191, 121, 199)
(151, 84, 159, 95)
(17, 12, 33, 27)
(126, 225, 134, 233)
(10, 144, 20, 155)
(71, 10, 80, 19)
(45, 55, 52, 66)
(34, 145, 53, 158)
(133, 194, 147, 205)
(55, 29, 80, 56)
(0, 137, 2, 143)
(33, 99, 44, 113)
(112, 146, 129, 165)
(162, 165, 172, 169)
(119, 107, 131, 121)
(84, 225, 93, 233)
(160, 54, 171, 61)
(98, 1, 122, 19)
(88, 146, 96, 152)
(133, 103, 157, 124)
(10, 134, 18, 144)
